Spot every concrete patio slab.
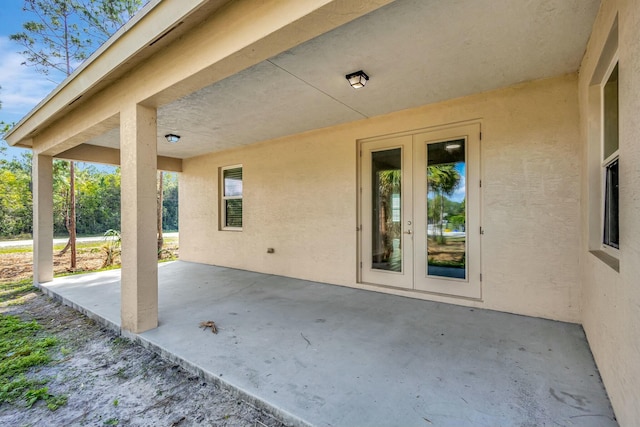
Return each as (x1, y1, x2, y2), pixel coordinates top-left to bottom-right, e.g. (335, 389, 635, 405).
(40, 261, 617, 427)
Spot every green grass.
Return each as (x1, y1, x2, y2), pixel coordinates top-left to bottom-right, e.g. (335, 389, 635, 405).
(0, 236, 179, 410)
(0, 241, 104, 255)
(0, 279, 68, 410)
(52, 241, 105, 251)
(0, 279, 34, 304)
(0, 246, 33, 255)
(53, 264, 122, 278)
(0, 312, 67, 410)
(0, 237, 178, 255)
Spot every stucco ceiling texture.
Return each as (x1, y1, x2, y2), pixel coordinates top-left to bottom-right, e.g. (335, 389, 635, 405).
(87, 0, 600, 159)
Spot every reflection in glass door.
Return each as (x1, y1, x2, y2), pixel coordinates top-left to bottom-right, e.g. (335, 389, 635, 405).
(412, 123, 481, 299)
(361, 135, 413, 290)
(372, 149, 402, 272)
(360, 124, 480, 298)
(426, 139, 466, 279)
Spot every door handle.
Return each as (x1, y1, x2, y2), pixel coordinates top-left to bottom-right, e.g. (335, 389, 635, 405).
(404, 230, 412, 235)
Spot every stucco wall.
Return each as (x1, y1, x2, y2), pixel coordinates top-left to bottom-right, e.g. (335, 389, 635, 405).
(180, 73, 581, 323)
(578, 0, 640, 425)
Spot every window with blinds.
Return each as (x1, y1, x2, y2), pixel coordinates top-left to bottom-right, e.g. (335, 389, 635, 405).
(221, 165, 242, 229)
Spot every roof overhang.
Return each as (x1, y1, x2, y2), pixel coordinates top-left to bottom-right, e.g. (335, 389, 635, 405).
(5, 0, 601, 161)
(5, 0, 228, 147)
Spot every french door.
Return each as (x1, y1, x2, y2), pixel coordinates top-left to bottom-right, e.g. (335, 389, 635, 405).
(360, 123, 481, 299)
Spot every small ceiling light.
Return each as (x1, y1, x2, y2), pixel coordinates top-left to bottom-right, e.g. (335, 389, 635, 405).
(165, 133, 180, 143)
(345, 70, 369, 89)
(445, 143, 462, 151)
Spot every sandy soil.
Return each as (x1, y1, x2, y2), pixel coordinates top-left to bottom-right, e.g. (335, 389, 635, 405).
(427, 237, 465, 263)
(0, 246, 288, 427)
(0, 291, 288, 427)
(0, 242, 178, 284)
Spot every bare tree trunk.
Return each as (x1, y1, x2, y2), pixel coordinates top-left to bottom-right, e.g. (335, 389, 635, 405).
(59, 185, 70, 254)
(64, 14, 76, 270)
(157, 171, 164, 259)
(58, 161, 77, 268)
(70, 161, 77, 269)
(438, 191, 445, 244)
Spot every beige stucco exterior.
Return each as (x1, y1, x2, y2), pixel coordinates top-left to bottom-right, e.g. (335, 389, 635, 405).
(119, 104, 159, 332)
(578, 0, 640, 425)
(5, 0, 640, 423)
(32, 155, 54, 284)
(8, 0, 393, 334)
(181, 73, 582, 323)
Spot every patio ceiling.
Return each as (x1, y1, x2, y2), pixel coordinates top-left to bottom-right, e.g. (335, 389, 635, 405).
(84, 0, 600, 159)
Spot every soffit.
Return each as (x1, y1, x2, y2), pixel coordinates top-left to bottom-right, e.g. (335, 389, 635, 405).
(5, 0, 231, 146)
(85, 0, 600, 159)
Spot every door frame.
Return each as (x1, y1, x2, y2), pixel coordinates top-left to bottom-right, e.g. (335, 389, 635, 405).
(357, 121, 483, 300)
(360, 136, 414, 289)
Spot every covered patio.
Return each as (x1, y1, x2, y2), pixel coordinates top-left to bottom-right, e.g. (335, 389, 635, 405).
(40, 261, 616, 427)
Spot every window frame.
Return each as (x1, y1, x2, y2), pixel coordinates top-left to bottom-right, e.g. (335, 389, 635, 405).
(602, 157, 618, 249)
(600, 58, 619, 254)
(220, 164, 243, 231)
(587, 17, 619, 271)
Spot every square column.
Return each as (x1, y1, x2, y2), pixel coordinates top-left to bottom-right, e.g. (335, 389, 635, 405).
(32, 154, 54, 284)
(120, 104, 158, 333)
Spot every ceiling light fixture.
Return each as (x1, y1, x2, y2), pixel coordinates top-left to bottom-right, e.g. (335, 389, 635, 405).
(345, 70, 369, 89)
(165, 133, 181, 143)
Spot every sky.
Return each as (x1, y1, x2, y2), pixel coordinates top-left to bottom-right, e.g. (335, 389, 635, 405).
(0, 0, 61, 160)
(0, 0, 110, 163)
(452, 162, 466, 203)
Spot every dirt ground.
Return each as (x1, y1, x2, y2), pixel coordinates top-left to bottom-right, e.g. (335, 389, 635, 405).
(0, 242, 179, 283)
(0, 248, 289, 427)
(427, 237, 465, 263)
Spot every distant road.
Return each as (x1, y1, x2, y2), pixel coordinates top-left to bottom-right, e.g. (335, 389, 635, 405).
(0, 232, 179, 249)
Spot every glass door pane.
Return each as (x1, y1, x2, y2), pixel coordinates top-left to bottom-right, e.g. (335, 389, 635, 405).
(426, 139, 466, 279)
(372, 148, 402, 272)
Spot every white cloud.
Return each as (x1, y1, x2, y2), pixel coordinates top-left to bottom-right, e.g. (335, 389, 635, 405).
(0, 37, 58, 119)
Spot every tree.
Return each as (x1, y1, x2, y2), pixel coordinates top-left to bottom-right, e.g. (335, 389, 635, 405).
(0, 154, 33, 237)
(162, 173, 179, 231)
(427, 164, 461, 243)
(11, 0, 143, 269)
(11, 1, 143, 78)
(157, 171, 164, 257)
(74, 0, 143, 42)
(11, 2, 89, 78)
(376, 169, 401, 262)
(1, 86, 10, 153)
(0, 161, 178, 239)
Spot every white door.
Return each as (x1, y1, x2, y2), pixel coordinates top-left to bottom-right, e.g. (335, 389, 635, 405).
(361, 136, 414, 289)
(360, 123, 482, 299)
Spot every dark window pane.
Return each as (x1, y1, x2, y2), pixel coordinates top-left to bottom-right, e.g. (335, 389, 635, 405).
(372, 149, 402, 272)
(225, 199, 243, 228)
(427, 139, 466, 279)
(603, 159, 619, 248)
(603, 64, 619, 160)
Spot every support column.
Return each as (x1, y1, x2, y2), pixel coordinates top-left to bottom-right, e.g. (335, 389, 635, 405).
(120, 104, 158, 333)
(32, 154, 54, 284)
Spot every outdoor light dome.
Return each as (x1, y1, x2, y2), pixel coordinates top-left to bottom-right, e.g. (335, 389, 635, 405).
(345, 70, 369, 89)
(165, 133, 181, 143)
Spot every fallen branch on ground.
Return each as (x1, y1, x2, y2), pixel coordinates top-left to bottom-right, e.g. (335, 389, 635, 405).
(300, 332, 311, 346)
